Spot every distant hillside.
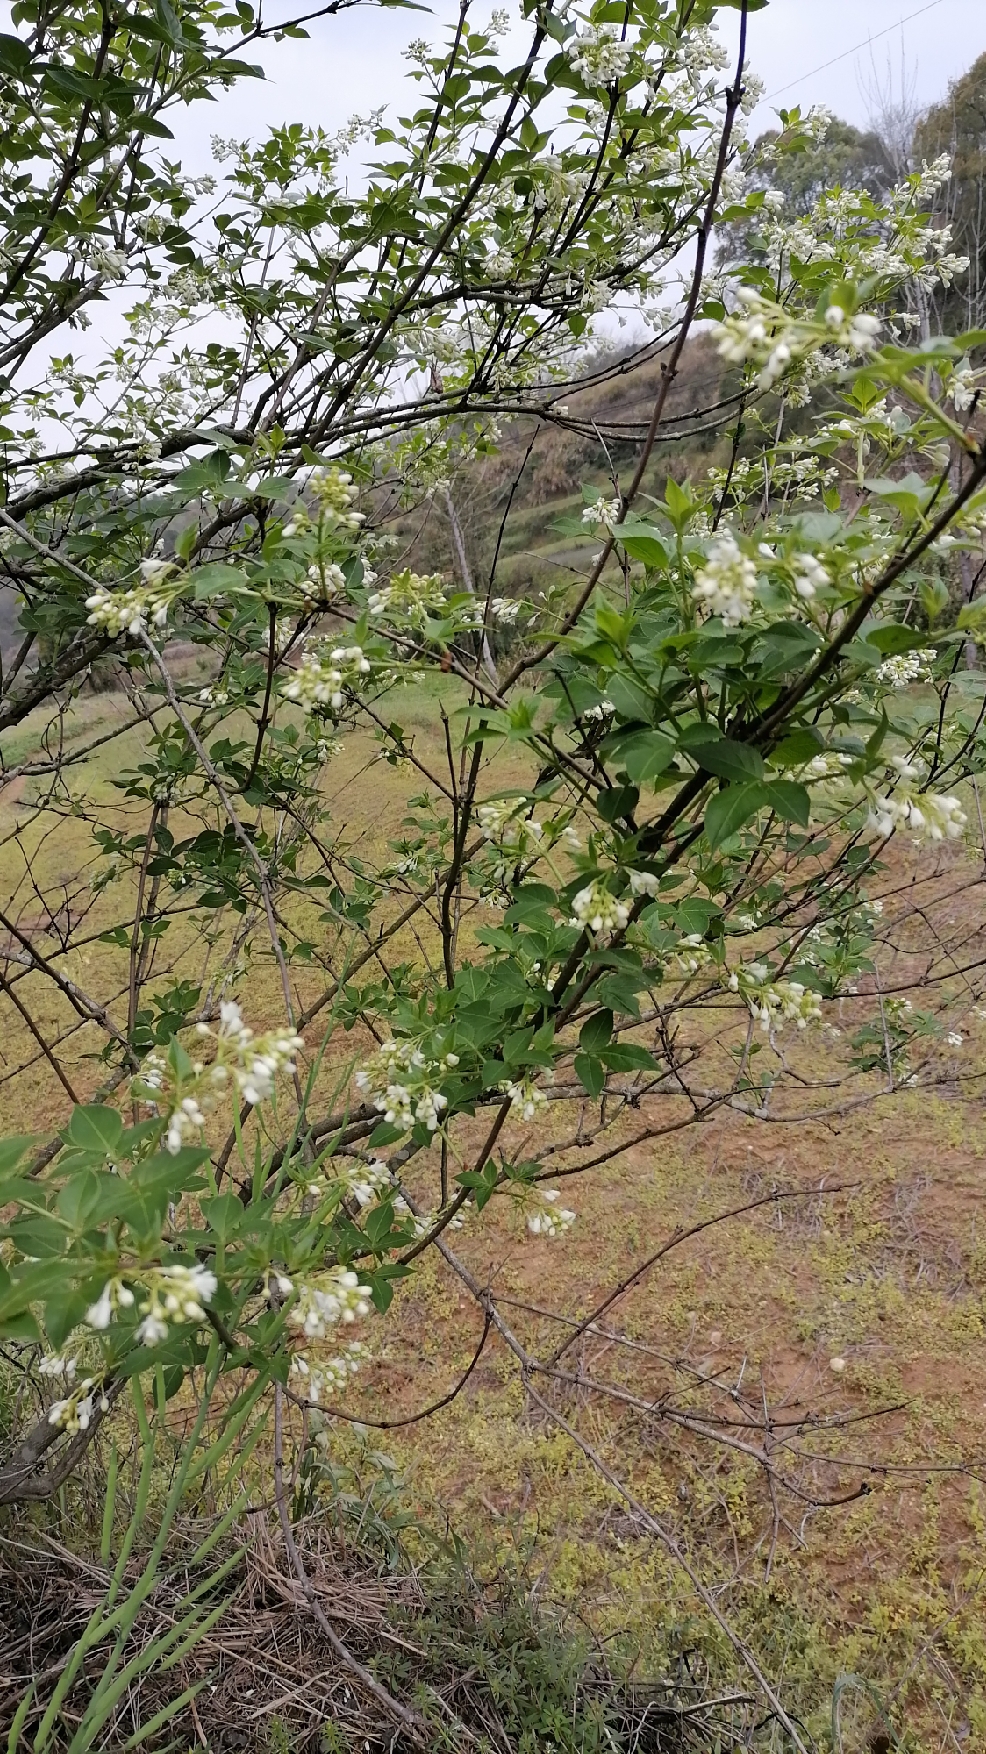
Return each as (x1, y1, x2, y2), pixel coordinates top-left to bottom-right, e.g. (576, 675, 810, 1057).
(388, 334, 737, 606)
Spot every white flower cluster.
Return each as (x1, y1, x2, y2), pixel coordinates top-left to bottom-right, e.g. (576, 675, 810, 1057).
(526, 1188, 576, 1237)
(343, 1158, 393, 1207)
(628, 869, 660, 898)
(580, 699, 616, 723)
(567, 24, 632, 87)
(571, 880, 630, 940)
(866, 773, 967, 843)
(823, 303, 881, 351)
(284, 643, 371, 714)
(789, 552, 829, 600)
(86, 558, 175, 638)
(86, 1262, 217, 1345)
(875, 649, 936, 687)
(790, 752, 854, 783)
(490, 597, 521, 624)
(355, 1038, 458, 1133)
(728, 964, 822, 1032)
(711, 288, 770, 366)
(948, 359, 983, 415)
(915, 153, 953, 201)
(308, 465, 364, 534)
(135, 1264, 219, 1346)
(367, 568, 447, 621)
(711, 289, 880, 390)
(692, 532, 757, 626)
(286, 1269, 373, 1339)
(48, 1377, 107, 1432)
(305, 560, 347, 601)
(478, 798, 544, 856)
(134, 1002, 304, 1154)
(92, 245, 128, 280)
(501, 1075, 549, 1122)
(582, 494, 622, 530)
(199, 1000, 305, 1107)
(39, 1351, 77, 1381)
(290, 1342, 366, 1404)
(671, 933, 713, 976)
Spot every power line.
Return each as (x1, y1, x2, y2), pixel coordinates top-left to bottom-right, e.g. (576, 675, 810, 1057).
(765, 0, 947, 102)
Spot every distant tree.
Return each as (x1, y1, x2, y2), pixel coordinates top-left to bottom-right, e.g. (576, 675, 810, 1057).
(913, 52, 986, 331)
(755, 116, 895, 215)
(717, 114, 895, 266)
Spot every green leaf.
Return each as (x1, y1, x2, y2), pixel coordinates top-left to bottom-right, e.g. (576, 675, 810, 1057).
(0, 1135, 36, 1177)
(704, 782, 769, 849)
(0, 33, 31, 75)
(614, 522, 669, 568)
(763, 780, 811, 827)
(771, 727, 825, 766)
(191, 563, 247, 600)
(613, 731, 675, 785)
(574, 1053, 605, 1099)
(605, 674, 653, 722)
(58, 1170, 104, 1232)
(579, 1009, 614, 1054)
(690, 738, 764, 784)
(600, 1042, 658, 1071)
(864, 623, 934, 656)
(596, 784, 638, 824)
(65, 1105, 123, 1158)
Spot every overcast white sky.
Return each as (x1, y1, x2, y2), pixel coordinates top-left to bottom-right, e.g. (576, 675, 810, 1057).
(175, 0, 986, 170)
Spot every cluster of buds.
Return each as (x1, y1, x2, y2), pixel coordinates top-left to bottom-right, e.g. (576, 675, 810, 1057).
(478, 798, 544, 857)
(712, 288, 881, 391)
(86, 559, 175, 638)
(284, 1269, 373, 1339)
(490, 597, 521, 624)
(790, 752, 854, 783)
(692, 532, 757, 626)
(308, 465, 364, 534)
(133, 1001, 304, 1153)
(567, 24, 632, 86)
(355, 1038, 458, 1133)
(728, 963, 823, 1032)
(284, 643, 371, 713)
(289, 1342, 367, 1404)
(788, 551, 829, 601)
(570, 880, 630, 941)
(501, 1075, 550, 1122)
(582, 494, 622, 530)
(670, 933, 713, 976)
(47, 1376, 107, 1433)
(367, 568, 447, 621)
(867, 787, 967, 843)
(85, 1262, 217, 1344)
(874, 649, 936, 687)
(866, 759, 967, 844)
(39, 1351, 77, 1382)
(133, 1264, 218, 1345)
(305, 560, 347, 602)
(526, 1188, 576, 1237)
(198, 1000, 305, 1106)
(342, 1158, 393, 1208)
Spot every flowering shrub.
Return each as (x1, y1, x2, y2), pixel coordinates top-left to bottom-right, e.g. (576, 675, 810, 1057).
(1, 3, 985, 1605)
